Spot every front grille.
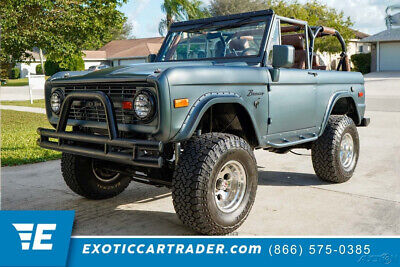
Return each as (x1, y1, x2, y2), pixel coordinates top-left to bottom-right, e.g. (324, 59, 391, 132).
(60, 82, 150, 124)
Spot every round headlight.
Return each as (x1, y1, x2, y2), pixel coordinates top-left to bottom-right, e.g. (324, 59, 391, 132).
(133, 91, 155, 121)
(50, 90, 63, 114)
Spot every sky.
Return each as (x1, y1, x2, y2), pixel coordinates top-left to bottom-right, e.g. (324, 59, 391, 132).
(118, 0, 400, 38)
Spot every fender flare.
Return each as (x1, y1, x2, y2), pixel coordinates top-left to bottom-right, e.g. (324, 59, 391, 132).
(172, 92, 262, 144)
(319, 91, 360, 136)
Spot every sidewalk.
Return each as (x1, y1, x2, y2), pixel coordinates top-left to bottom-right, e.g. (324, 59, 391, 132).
(0, 105, 45, 114)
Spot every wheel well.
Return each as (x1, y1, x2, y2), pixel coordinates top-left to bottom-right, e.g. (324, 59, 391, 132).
(196, 103, 259, 147)
(331, 97, 359, 124)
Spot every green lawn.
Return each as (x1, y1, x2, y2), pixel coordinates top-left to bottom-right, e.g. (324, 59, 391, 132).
(2, 78, 29, 86)
(1, 110, 61, 166)
(1, 99, 45, 108)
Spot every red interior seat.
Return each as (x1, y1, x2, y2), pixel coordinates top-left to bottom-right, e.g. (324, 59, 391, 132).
(281, 34, 306, 69)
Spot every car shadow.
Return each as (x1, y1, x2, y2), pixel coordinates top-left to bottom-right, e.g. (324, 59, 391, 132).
(68, 170, 327, 235)
(2, 176, 196, 235)
(62, 184, 198, 236)
(2, 162, 327, 236)
(258, 170, 329, 186)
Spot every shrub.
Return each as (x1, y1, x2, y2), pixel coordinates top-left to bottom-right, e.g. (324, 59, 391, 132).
(351, 53, 371, 74)
(36, 64, 44, 75)
(0, 62, 12, 80)
(44, 60, 62, 76)
(64, 55, 85, 71)
(10, 67, 20, 79)
(45, 55, 85, 76)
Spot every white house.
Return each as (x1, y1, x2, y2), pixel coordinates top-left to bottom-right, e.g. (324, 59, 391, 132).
(16, 51, 44, 78)
(81, 50, 108, 70)
(94, 37, 164, 67)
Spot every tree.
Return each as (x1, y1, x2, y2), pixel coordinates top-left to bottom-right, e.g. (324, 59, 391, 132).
(208, 0, 355, 54)
(159, 0, 209, 35)
(267, 0, 354, 53)
(111, 21, 134, 40)
(0, 0, 127, 76)
(209, 0, 266, 16)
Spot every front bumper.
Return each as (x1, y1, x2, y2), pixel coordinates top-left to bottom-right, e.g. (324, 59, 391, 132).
(37, 91, 163, 168)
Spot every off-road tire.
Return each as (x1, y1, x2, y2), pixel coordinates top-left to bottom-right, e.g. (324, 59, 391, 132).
(172, 133, 258, 235)
(311, 115, 359, 183)
(61, 153, 131, 199)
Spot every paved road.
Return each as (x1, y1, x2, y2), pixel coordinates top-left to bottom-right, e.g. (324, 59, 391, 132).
(0, 86, 44, 101)
(364, 72, 400, 112)
(1, 75, 399, 236)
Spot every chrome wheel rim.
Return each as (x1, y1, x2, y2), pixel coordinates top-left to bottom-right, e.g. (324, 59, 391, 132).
(92, 161, 120, 183)
(214, 160, 247, 213)
(339, 133, 355, 171)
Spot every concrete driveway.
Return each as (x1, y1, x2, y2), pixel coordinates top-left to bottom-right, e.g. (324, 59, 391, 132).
(1, 77, 400, 236)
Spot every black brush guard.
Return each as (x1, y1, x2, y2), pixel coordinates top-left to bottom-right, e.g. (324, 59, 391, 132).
(37, 91, 163, 168)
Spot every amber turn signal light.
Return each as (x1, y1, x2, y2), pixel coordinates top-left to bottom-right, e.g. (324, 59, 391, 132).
(174, 98, 189, 108)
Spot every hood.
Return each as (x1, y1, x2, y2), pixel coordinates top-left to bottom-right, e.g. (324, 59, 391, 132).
(104, 61, 214, 77)
(50, 61, 215, 82)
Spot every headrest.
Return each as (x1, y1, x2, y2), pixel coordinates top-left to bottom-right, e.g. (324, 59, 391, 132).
(214, 41, 225, 57)
(229, 38, 248, 51)
(312, 54, 319, 67)
(282, 34, 305, 50)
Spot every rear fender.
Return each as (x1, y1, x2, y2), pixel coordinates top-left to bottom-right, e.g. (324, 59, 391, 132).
(319, 91, 361, 135)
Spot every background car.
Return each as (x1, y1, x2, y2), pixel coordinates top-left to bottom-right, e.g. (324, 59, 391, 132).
(88, 65, 110, 72)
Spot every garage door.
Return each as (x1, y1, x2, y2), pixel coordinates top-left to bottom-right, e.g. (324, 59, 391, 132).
(380, 42, 400, 71)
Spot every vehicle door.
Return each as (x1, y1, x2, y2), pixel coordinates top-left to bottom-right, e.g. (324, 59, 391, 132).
(266, 18, 318, 137)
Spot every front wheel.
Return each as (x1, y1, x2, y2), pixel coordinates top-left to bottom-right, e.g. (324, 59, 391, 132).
(311, 115, 360, 183)
(61, 153, 131, 199)
(172, 133, 258, 235)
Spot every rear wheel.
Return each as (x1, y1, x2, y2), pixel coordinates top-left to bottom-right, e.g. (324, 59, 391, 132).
(61, 153, 131, 199)
(172, 133, 258, 235)
(311, 115, 359, 183)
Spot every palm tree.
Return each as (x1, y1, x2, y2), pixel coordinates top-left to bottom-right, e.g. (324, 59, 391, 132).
(158, 0, 208, 36)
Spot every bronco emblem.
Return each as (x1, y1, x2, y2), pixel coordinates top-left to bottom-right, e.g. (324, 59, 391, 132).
(247, 90, 264, 97)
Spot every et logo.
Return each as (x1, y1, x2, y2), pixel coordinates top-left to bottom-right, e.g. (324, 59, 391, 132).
(12, 223, 57, 251)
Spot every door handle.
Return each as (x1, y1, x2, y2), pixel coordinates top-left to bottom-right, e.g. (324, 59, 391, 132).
(308, 71, 318, 77)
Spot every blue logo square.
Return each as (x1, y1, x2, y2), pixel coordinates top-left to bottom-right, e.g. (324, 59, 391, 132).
(0, 210, 74, 267)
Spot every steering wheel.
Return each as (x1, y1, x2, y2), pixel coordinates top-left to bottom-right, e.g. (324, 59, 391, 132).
(241, 47, 259, 56)
(225, 38, 238, 56)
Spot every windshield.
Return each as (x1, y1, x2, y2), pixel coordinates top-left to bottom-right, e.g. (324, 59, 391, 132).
(157, 17, 271, 62)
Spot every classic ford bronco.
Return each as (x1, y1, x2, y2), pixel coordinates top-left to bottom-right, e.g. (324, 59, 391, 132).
(38, 10, 370, 235)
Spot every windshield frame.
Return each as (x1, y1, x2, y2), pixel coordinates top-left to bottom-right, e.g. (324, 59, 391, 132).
(155, 10, 274, 65)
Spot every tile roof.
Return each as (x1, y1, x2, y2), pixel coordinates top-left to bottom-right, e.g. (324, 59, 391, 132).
(98, 37, 164, 59)
(82, 50, 107, 60)
(352, 29, 370, 39)
(361, 28, 400, 42)
(21, 37, 164, 63)
(26, 51, 42, 61)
